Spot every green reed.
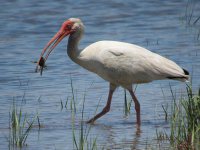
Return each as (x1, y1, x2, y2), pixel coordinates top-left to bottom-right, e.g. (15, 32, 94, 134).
(60, 78, 77, 111)
(123, 89, 132, 116)
(8, 100, 37, 148)
(154, 84, 200, 149)
(123, 85, 137, 117)
(161, 84, 200, 149)
(65, 78, 101, 150)
(71, 92, 99, 150)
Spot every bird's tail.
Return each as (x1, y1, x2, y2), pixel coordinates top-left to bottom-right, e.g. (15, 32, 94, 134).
(167, 68, 189, 82)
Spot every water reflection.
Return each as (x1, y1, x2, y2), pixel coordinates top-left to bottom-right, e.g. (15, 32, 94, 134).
(91, 122, 141, 149)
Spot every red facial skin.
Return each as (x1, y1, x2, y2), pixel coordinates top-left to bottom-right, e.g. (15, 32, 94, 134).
(35, 20, 75, 74)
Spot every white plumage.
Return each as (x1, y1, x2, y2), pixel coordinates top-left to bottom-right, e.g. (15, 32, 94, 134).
(79, 41, 188, 87)
(36, 18, 189, 125)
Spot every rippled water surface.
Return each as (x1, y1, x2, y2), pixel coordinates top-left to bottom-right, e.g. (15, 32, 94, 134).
(0, 0, 200, 149)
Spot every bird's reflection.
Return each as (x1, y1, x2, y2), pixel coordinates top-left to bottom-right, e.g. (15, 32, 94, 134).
(88, 120, 142, 149)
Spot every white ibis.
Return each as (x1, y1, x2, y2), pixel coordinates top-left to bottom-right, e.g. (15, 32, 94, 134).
(36, 18, 189, 125)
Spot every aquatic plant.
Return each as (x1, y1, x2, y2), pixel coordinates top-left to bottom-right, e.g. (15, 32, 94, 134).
(169, 84, 200, 149)
(123, 85, 137, 117)
(60, 78, 77, 111)
(8, 100, 37, 148)
(71, 92, 100, 150)
(62, 78, 101, 150)
(123, 89, 132, 117)
(156, 84, 200, 149)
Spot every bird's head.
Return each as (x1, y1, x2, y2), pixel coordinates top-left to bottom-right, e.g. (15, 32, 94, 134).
(35, 18, 84, 74)
(60, 18, 84, 39)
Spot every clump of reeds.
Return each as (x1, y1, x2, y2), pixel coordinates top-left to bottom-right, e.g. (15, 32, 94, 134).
(123, 89, 132, 116)
(64, 78, 100, 150)
(123, 86, 137, 117)
(169, 84, 200, 149)
(8, 100, 37, 148)
(71, 92, 99, 150)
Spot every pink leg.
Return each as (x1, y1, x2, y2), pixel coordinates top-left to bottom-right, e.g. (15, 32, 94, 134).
(128, 89, 141, 125)
(87, 83, 116, 124)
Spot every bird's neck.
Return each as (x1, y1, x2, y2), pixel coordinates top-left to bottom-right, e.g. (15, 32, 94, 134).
(67, 35, 81, 63)
(67, 32, 92, 71)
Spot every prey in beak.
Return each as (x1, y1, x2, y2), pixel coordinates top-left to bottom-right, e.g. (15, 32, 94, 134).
(35, 20, 75, 75)
(36, 56, 45, 76)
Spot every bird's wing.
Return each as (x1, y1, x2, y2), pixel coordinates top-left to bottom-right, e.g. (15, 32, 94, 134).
(80, 41, 187, 83)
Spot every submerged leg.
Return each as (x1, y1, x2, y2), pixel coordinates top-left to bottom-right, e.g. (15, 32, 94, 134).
(87, 83, 116, 124)
(128, 88, 141, 125)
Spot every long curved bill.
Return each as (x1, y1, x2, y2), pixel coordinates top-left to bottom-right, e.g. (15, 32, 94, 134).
(35, 28, 71, 75)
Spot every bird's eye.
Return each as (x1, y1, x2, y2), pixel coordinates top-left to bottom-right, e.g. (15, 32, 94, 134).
(66, 25, 72, 30)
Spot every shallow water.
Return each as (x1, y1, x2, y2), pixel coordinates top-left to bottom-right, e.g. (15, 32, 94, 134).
(0, 0, 200, 149)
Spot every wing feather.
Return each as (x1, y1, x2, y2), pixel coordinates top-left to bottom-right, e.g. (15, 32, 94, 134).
(80, 41, 189, 84)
